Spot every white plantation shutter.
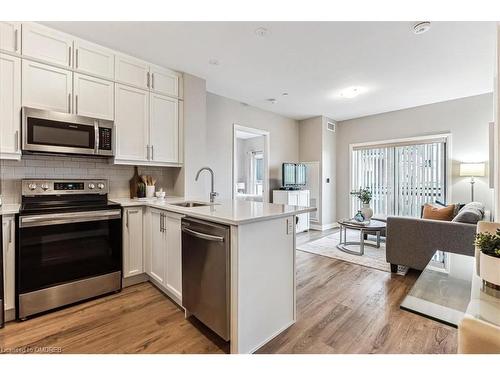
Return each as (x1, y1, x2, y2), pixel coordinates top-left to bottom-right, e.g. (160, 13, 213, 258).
(352, 139, 447, 217)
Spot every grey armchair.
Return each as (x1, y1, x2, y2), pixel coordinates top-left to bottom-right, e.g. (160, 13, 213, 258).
(385, 216, 477, 272)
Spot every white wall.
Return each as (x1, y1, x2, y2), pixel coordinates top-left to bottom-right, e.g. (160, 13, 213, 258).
(206, 93, 299, 201)
(336, 93, 494, 220)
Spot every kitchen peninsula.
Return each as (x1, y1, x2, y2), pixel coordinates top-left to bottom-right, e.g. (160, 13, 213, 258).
(112, 197, 315, 354)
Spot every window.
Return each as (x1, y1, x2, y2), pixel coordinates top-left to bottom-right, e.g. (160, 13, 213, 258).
(351, 137, 447, 218)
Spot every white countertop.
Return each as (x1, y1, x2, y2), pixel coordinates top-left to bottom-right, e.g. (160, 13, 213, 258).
(0, 204, 21, 215)
(111, 197, 316, 226)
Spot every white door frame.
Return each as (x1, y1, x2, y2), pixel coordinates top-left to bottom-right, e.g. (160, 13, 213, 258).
(233, 124, 270, 202)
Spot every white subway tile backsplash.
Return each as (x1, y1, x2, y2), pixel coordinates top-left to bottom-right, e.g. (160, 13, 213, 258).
(1, 155, 178, 203)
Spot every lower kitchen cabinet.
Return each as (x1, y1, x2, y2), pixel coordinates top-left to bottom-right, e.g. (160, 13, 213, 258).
(165, 212, 183, 300)
(149, 208, 166, 285)
(123, 207, 144, 278)
(2, 215, 15, 314)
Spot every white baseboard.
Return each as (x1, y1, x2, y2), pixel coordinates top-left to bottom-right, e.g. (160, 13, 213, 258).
(310, 222, 339, 231)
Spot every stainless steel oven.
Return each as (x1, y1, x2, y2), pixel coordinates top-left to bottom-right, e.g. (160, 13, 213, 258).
(16, 179, 122, 319)
(22, 107, 114, 157)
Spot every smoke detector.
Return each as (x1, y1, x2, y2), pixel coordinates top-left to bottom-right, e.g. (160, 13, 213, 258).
(208, 58, 220, 66)
(413, 22, 431, 35)
(266, 98, 277, 104)
(255, 27, 270, 38)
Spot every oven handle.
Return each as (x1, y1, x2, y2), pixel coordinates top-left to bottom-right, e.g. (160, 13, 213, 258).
(20, 209, 122, 228)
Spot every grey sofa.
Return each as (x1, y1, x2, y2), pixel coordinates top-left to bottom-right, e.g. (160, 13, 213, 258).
(385, 216, 477, 272)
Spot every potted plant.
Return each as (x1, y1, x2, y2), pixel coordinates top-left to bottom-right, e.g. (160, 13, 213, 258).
(350, 187, 373, 220)
(474, 229, 500, 292)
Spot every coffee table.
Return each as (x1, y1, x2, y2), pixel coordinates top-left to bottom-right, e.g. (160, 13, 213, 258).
(336, 219, 386, 256)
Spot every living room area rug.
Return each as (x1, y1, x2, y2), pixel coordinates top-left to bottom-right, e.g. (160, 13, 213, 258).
(297, 228, 400, 273)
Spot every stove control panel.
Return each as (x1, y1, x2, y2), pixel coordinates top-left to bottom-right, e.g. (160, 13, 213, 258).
(22, 179, 109, 196)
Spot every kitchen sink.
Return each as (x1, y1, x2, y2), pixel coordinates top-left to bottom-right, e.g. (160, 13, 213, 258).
(171, 201, 213, 208)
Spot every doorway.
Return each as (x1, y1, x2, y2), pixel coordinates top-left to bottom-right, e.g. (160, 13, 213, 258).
(233, 124, 270, 202)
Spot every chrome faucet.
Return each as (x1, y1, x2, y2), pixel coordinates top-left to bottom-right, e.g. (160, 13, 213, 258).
(195, 167, 219, 203)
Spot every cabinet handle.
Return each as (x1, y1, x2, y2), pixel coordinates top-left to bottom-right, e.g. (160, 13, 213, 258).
(14, 130, 19, 152)
(8, 219, 12, 244)
(151, 73, 154, 89)
(14, 29, 18, 52)
(159, 213, 163, 232)
(126, 210, 129, 228)
(147, 72, 150, 88)
(69, 46, 72, 67)
(151, 145, 154, 160)
(146, 145, 150, 160)
(68, 93, 71, 113)
(75, 95, 78, 114)
(76, 49, 79, 68)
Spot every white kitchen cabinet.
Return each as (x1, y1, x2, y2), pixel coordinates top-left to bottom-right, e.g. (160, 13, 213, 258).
(0, 53, 21, 160)
(115, 53, 149, 90)
(22, 59, 73, 113)
(22, 22, 73, 68)
(273, 190, 310, 233)
(73, 73, 114, 120)
(2, 215, 15, 312)
(114, 83, 149, 162)
(74, 39, 114, 80)
(150, 93, 179, 163)
(165, 212, 183, 300)
(123, 207, 144, 278)
(149, 209, 166, 285)
(0, 22, 21, 54)
(150, 64, 182, 98)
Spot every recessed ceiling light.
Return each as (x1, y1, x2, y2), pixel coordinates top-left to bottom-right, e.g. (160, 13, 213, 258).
(282, 92, 289, 96)
(339, 86, 366, 99)
(208, 58, 220, 66)
(412, 21, 431, 35)
(255, 27, 270, 38)
(266, 98, 277, 104)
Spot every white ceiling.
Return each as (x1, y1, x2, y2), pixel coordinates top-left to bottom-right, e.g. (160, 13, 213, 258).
(43, 21, 496, 121)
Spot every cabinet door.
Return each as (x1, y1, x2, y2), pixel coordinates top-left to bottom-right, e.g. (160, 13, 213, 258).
(0, 22, 21, 53)
(150, 64, 181, 97)
(22, 22, 73, 68)
(165, 213, 183, 300)
(114, 84, 149, 161)
(288, 192, 299, 206)
(149, 210, 166, 285)
(22, 59, 73, 113)
(0, 53, 21, 159)
(298, 191, 309, 207)
(115, 54, 149, 90)
(74, 73, 114, 120)
(2, 215, 15, 311)
(150, 93, 179, 163)
(74, 39, 114, 80)
(123, 208, 143, 278)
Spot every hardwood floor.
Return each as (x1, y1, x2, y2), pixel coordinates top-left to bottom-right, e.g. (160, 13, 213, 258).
(0, 229, 457, 354)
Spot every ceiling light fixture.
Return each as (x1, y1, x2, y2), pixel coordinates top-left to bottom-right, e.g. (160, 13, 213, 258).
(412, 21, 431, 35)
(255, 27, 270, 38)
(266, 98, 277, 104)
(208, 58, 220, 66)
(339, 86, 366, 99)
(282, 92, 289, 96)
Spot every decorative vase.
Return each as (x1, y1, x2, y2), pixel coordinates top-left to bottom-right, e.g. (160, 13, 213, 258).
(354, 210, 365, 222)
(479, 252, 500, 292)
(129, 166, 140, 198)
(361, 203, 373, 221)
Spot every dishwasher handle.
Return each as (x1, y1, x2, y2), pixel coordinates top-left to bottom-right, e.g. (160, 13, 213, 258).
(182, 226, 224, 242)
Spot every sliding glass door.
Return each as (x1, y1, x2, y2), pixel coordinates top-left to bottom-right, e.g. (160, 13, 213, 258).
(351, 138, 447, 217)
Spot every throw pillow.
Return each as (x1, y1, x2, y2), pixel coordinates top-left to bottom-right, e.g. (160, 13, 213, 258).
(422, 203, 456, 221)
(452, 202, 485, 224)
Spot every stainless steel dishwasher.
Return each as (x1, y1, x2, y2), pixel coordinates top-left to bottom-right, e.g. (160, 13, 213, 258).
(181, 217, 230, 341)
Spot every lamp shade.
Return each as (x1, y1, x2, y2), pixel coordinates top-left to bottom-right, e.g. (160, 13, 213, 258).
(459, 163, 485, 177)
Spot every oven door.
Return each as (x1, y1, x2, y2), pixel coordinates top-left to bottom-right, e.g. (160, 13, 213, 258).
(22, 107, 98, 156)
(17, 209, 122, 296)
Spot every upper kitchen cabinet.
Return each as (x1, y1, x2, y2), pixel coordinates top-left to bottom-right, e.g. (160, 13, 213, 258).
(74, 39, 115, 80)
(0, 53, 21, 160)
(114, 83, 149, 162)
(22, 59, 73, 113)
(0, 22, 21, 54)
(73, 73, 114, 120)
(22, 23, 73, 68)
(115, 53, 149, 90)
(150, 64, 183, 98)
(150, 93, 179, 164)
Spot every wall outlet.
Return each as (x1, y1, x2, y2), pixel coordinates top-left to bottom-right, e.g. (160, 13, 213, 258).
(287, 218, 294, 234)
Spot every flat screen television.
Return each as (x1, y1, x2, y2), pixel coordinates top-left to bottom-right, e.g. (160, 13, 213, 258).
(282, 163, 306, 189)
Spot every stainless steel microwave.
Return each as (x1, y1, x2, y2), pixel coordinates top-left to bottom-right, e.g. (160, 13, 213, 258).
(22, 107, 114, 157)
